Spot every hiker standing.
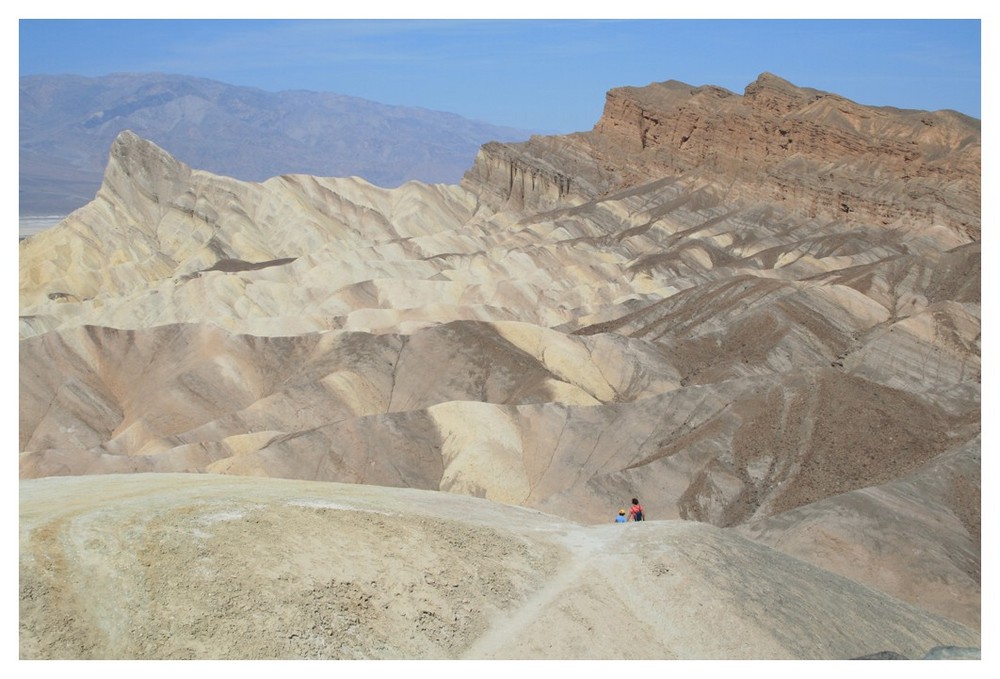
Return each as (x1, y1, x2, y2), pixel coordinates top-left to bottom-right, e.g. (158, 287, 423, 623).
(628, 498, 644, 522)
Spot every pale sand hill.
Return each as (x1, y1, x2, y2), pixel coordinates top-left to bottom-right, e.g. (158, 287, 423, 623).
(19, 474, 979, 660)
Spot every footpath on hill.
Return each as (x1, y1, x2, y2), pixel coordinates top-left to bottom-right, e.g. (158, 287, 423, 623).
(19, 474, 979, 660)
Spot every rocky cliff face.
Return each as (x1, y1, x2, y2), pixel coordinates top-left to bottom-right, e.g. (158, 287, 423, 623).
(19, 74, 980, 641)
(465, 73, 980, 239)
(460, 141, 577, 213)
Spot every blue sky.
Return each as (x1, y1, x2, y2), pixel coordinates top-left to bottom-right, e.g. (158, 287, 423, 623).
(18, 16, 982, 133)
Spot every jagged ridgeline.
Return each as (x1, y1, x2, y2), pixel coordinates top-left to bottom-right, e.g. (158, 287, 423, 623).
(20, 74, 980, 633)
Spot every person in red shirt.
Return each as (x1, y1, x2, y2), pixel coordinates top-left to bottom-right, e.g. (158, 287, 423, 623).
(628, 498, 644, 522)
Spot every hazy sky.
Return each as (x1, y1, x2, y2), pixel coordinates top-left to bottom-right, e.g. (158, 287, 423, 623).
(18, 15, 982, 133)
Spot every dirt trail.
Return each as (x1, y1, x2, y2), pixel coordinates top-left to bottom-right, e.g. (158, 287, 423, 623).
(20, 474, 981, 660)
(461, 524, 627, 658)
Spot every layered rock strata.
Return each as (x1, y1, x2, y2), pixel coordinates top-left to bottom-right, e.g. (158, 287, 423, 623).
(20, 74, 980, 635)
(465, 73, 980, 239)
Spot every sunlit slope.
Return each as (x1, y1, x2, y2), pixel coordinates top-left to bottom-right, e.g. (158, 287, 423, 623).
(19, 473, 979, 660)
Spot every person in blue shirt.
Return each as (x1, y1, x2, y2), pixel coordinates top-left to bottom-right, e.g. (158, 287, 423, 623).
(615, 509, 627, 523)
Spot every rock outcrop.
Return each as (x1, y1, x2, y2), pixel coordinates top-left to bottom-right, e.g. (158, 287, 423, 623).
(464, 73, 980, 239)
(19, 73, 980, 648)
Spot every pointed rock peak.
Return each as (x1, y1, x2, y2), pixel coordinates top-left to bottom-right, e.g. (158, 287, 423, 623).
(110, 130, 180, 167)
(103, 130, 191, 202)
(111, 130, 190, 175)
(113, 129, 144, 146)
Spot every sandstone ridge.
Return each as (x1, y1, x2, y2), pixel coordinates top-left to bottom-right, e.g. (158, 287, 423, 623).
(464, 73, 980, 239)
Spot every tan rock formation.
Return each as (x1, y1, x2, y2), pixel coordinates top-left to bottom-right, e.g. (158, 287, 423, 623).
(19, 73, 980, 655)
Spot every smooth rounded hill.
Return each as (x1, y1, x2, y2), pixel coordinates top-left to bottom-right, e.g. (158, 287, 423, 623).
(19, 473, 979, 660)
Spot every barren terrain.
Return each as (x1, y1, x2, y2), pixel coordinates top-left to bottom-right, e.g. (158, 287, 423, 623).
(19, 74, 980, 659)
(19, 473, 979, 660)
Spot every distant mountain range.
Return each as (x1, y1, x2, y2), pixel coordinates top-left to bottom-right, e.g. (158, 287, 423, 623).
(19, 73, 536, 216)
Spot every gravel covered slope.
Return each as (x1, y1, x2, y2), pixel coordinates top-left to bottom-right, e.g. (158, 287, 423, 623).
(19, 474, 979, 660)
